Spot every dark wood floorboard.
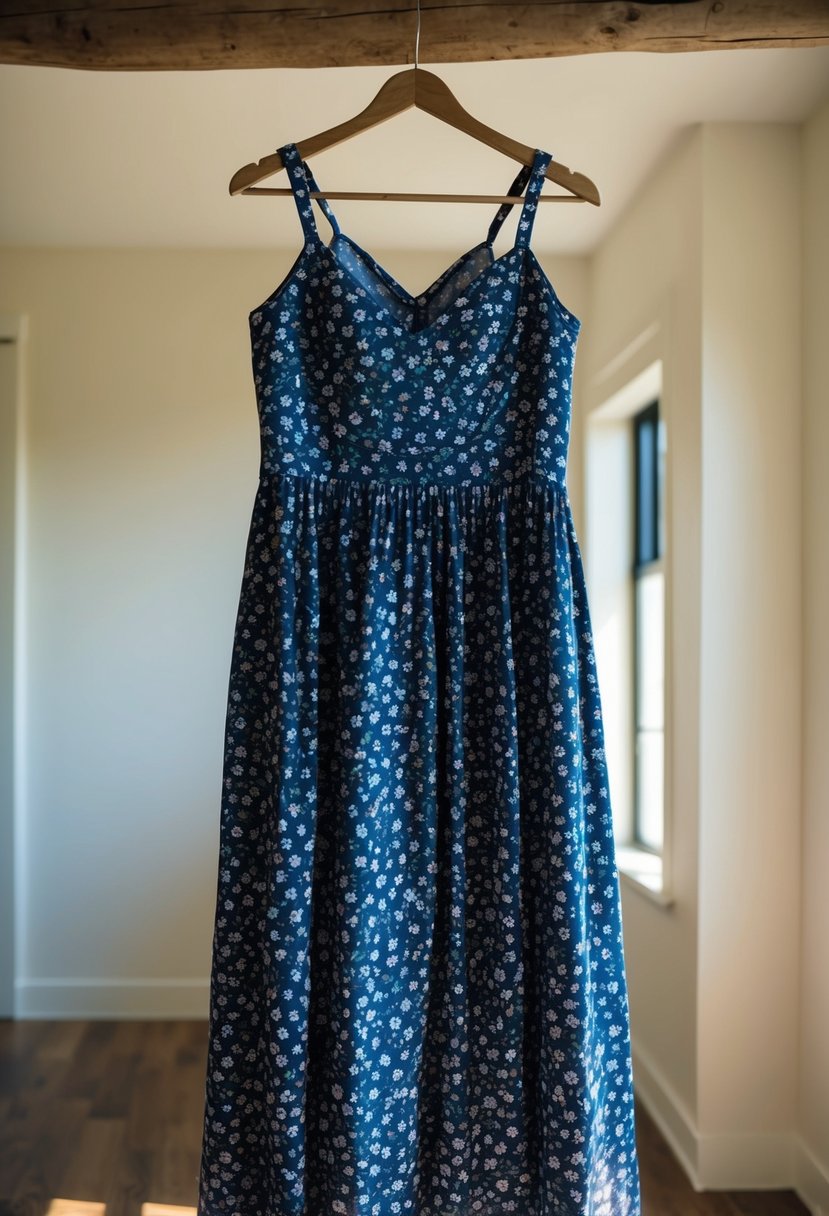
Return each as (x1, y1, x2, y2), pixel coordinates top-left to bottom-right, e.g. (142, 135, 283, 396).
(0, 1019, 811, 1216)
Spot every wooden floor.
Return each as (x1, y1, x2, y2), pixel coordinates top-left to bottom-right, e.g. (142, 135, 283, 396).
(0, 1019, 809, 1216)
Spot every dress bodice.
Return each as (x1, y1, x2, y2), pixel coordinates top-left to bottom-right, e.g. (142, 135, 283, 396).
(249, 141, 581, 489)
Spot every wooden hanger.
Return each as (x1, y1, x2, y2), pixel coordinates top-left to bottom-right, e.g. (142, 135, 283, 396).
(228, 65, 600, 208)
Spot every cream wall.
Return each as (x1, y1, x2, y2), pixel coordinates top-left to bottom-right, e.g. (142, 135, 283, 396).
(576, 121, 704, 1163)
(3, 249, 267, 1012)
(575, 115, 828, 1213)
(799, 94, 829, 1216)
(0, 240, 587, 1015)
(698, 124, 801, 1185)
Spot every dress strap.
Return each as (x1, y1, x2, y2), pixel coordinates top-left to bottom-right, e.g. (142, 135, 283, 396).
(278, 142, 341, 246)
(486, 148, 552, 251)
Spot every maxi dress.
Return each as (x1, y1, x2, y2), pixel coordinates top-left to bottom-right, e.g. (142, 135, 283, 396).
(198, 141, 642, 1216)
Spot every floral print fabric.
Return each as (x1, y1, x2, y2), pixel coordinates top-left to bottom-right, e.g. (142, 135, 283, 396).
(198, 141, 641, 1216)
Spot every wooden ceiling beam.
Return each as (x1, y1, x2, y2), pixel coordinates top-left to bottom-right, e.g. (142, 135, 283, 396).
(1, 0, 828, 71)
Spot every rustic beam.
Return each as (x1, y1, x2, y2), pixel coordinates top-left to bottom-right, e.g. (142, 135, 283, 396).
(1, 0, 828, 71)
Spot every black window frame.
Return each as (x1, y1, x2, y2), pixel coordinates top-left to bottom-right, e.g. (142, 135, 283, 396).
(632, 398, 665, 853)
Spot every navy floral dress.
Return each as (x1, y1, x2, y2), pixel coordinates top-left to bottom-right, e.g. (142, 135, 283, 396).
(198, 141, 641, 1216)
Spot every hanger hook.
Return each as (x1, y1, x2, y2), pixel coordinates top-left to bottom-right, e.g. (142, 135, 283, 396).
(414, 0, 421, 69)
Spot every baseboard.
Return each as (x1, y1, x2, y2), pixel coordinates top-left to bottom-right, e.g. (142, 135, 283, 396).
(630, 1033, 703, 1189)
(797, 1137, 829, 1216)
(15, 977, 210, 1018)
(631, 1034, 829, 1215)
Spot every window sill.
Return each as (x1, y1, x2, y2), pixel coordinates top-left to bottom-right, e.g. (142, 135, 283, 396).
(615, 844, 675, 908)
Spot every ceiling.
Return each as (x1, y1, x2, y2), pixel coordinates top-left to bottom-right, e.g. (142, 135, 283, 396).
(1, 47, 828, 256)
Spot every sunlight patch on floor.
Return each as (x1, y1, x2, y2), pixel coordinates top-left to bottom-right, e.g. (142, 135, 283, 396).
(45, 1201, 196, 1216)
(141, 1207, 196, 1216)
(47, 1203, 106, 1216)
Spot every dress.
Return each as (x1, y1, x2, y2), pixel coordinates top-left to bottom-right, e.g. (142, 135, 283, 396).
(198, 141, 642, 1216)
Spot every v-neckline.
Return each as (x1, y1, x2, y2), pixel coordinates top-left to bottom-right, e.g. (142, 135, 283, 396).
(251, 143, 559, 338)
(320, 231, 526, 339)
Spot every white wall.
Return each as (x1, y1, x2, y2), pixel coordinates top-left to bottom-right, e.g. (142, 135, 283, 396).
(0, 318, 22, 1015)
(698, 123, 802, 1185)
(799, 94, 829, 1216)
(3, 249, 266, 1014)
(0, 241, 588, 1016)
(577, 122, 704, 1154)
(575, 115, 828, 1212)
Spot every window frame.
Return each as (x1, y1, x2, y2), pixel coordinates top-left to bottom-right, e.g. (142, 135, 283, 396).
(631, 398, 665, 855)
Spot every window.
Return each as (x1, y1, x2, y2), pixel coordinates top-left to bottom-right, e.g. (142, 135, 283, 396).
(631, 400, 666, 854)
(585, 358, 670, 901)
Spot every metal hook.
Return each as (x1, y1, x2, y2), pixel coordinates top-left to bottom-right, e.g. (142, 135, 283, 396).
(414, 0, 421, 69)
